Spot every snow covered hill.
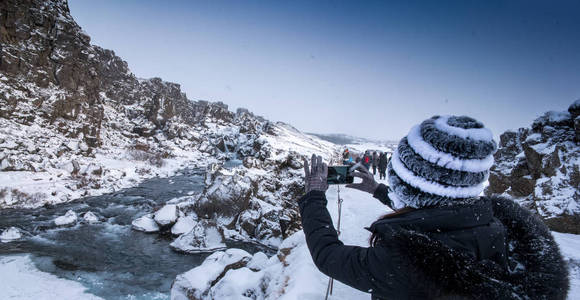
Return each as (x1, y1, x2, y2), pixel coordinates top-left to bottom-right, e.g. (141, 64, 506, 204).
(309, 133, 398, 154)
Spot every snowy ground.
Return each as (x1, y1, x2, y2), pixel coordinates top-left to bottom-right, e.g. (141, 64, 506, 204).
(172, 172, 580, 300)
(0, 255, 104, 300)
(274, 178, 580, 300)
(2, 174, 579, 299)
(275, 176, 393, 300)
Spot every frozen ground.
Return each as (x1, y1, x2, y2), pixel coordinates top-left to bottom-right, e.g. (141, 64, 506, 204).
(172, 173, 580, 300)
(1, 172, 578, 300)
(0, 255, 104, 300)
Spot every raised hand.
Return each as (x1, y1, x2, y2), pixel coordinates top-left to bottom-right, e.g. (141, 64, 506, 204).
(345, 163, 379, 194)
(303, 154, 328, 193)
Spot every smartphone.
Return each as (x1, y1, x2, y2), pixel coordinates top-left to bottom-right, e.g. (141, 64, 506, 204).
(327, 166, 354, 185)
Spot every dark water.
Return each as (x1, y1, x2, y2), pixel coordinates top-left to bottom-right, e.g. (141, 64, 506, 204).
(0, 169, 268, 300)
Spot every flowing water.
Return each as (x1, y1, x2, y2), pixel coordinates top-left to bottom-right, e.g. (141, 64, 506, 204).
(0, 168, 268, 300)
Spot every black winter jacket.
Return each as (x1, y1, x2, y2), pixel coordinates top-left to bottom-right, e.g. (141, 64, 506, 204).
(298, 185, 569, 299)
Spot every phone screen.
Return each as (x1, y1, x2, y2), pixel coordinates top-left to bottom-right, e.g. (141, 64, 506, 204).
(327, 166, 354, 185)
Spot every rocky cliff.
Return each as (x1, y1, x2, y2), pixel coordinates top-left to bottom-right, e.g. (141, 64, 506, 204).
(486, 100, 580, 233)
(0, 0, 339, 246)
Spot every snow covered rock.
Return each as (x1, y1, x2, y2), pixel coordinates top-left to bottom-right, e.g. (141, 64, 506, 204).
(131, 214, 160, 233)
(154, 204, 179, 227)
(82, 211, 100, 223)
(1, 227, 23, 242)
(171, 215, 198, 236)
(486, 100, 580, 233)
(170, 220, 226, 253)
(569, 99, 580, 119)
(171, 249, 253, 300)
(247, 252, 269, 271)
(54, 210, 78, 226)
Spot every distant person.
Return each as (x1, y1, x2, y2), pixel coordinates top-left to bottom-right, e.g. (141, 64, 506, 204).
(355, 156, 361, 163)
(299, 115, 568, 299)
(362, 151, 371, 170)
(378, 152, 387, 180)
(371, 151, 378, 175)
(342, 148, 350, 164)
(342, 148, 350, 160)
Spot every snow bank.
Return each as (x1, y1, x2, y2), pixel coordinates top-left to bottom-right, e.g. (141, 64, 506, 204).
(0, 227, 23, 242)
(131, 214, 160, 233)
(172, 249, 253, 300)
(0, 255, 103, 300)
(171, 215, 198, 236)
(173, 175, 580, 300)
(552, 232, 580, 299)
(170, 221, 227, 253)
(82, 211, 99, 223)
(54, 210, 77, 226)
(172, 178, 390, 299)
(154, 204, 178, 226)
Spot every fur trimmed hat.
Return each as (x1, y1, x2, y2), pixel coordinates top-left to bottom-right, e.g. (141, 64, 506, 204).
(387, 115, 497, 209)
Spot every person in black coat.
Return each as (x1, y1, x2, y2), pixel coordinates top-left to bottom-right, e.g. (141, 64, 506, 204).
(300, 115, 569, 300)
(377, 152, 387, 180)
(371, 151, 379, 175)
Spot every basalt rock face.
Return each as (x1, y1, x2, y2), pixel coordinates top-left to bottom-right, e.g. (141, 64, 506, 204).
(0, 0, 231, 145)
(486, 100, 580, 233)
(0, 0, 340, 247)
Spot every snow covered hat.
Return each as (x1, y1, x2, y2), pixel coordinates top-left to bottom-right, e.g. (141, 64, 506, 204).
(387, 115, 497, 209)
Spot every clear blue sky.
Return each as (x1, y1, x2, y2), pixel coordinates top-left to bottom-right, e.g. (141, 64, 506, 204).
(68, 0, 580, 141)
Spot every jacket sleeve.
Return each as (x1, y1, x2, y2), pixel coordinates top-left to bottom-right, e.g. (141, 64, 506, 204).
(298, 190, 409, 295)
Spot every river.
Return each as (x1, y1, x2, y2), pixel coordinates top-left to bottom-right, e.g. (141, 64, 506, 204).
(0, 168, 268, 300)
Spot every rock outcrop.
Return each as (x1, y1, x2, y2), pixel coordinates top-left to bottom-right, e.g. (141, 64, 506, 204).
(486, 100, 580, 233)
(0, 0, 340, 247)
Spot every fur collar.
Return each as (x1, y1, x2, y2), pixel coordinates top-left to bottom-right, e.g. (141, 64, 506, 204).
(373, 196, 569, 299)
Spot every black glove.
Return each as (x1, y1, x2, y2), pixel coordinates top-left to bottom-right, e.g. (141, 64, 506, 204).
(303, 154, 328, 193)
(345, 163, 379, 194)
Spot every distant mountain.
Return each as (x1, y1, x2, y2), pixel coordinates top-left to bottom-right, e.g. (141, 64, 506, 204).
(308, 133, 396, 146)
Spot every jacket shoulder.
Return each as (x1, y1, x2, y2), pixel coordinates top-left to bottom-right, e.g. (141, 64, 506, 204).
(483, 195, 570, 299)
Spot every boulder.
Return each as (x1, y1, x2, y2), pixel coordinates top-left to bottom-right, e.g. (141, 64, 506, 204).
(132, 214, 160, 233)
(508, 176, 536, 197)
(0, 227, 23, 242)
(486, 100, 580, 233)
(82, 211, 99, 223)
(238, 209, 260, 235)
(171, 249, 252, 300)
(154, 204, 179, 227)
(523, 143, 543, 179)
(171, 215, 197, 236)
(54, 210, 78, 226)
(246, 252, 269, 271)
(170, 220, 226, 254)
(569, 99, 580, 119)
(510, 158, 530, 177)
(542, 146, 562, 177)
(575, 116, 580, 142)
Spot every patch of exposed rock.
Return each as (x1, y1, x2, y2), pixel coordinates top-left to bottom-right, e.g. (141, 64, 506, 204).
(486, 100, 580, 233)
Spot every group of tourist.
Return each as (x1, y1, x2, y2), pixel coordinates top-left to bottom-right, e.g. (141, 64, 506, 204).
(342, 148, 390, 180)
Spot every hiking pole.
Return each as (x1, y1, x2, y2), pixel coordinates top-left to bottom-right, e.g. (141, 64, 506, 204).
(325, 184, 343, 300)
